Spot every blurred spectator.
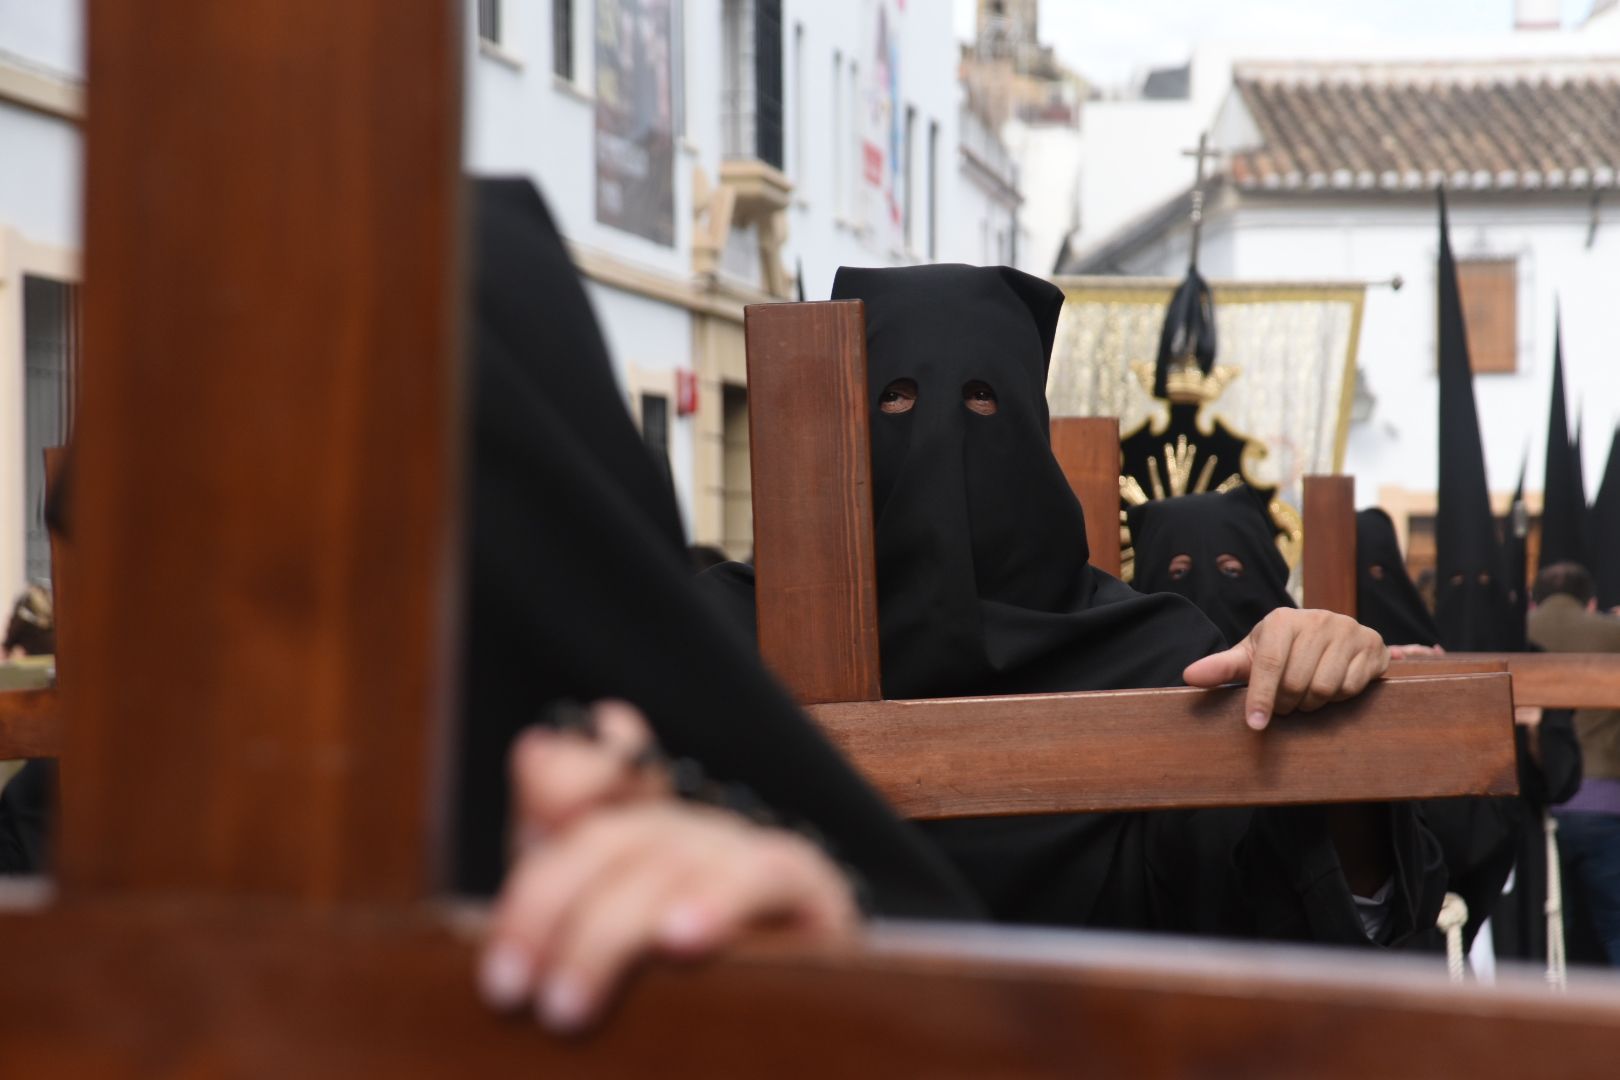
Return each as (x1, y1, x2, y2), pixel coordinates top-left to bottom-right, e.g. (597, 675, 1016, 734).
(2, 586, 54, 659)
(1529, 562, 1620, 966)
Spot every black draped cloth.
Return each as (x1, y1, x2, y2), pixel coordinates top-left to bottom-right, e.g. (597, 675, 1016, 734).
(1353, 508, 1579, 951)
(452, 178, 977, 921)
(1434, 190, 1518, 653)
(705, 266, 1440, 945)
(0, 761, 53, 874)
(1129, 491, 1445, 943)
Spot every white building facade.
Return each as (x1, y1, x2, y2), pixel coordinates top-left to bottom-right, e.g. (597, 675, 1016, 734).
(0, 1, 1020, 588)
(1062, 33, 1620, 570)
(467, 0, 1015, 555)
(0, 0, 82, 608)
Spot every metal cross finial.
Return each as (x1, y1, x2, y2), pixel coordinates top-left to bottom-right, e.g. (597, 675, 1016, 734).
(1181, 133, 1221, 270)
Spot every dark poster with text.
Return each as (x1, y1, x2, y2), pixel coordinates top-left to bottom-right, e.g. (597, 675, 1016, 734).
(595, 0, 675, 246)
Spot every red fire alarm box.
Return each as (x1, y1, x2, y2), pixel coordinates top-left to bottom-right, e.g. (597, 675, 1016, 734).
(676, 369, 699, 416)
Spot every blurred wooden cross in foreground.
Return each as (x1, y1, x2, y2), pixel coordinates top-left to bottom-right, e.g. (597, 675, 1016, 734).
(4, 3, 1620, 1076)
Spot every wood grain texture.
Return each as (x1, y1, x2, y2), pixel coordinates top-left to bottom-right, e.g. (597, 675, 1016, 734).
(1050, 416, 1123, 578)
(1390, 652, 1620, 709)
(0, 689, 60, 759)
(808, 674, 1517, 819)
(61, 0, 463, 903)
(1303, 474, 1356, 616)
(3, 903, 1619, 1079)
(745, 301, 882, 705)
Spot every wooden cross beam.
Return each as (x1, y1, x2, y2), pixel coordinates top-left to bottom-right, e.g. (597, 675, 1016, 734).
(9, 5, 1615, 1072)
(4, 908, 1620, 1076)
(1390, 653, 1620, 709)
(1299, 479, 1620, 709)
(744, 301, 1517, 813)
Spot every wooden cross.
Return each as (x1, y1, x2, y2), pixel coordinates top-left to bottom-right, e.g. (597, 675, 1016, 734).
(1181, 132, 1222, 269)
(1300, 477, 1620, 709)
(5, 4, 1620, 1073)
(744, 301, 1517, 815)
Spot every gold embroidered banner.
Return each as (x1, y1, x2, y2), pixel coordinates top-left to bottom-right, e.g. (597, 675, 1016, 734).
(1046, 277, 1365, 513)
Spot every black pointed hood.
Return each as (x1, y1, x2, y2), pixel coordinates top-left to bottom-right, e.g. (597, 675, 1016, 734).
(1433, 189, 1516, 651)
(1539, 323, 1587, 569)
(824, 263, 1223, 698)
(1593, 426, 1620, 610)
(1356, 508, 1440, 648)
(1130, 489, 1292, 645)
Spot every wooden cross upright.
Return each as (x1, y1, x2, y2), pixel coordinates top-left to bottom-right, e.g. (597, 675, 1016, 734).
(6, 4, 1620, 1074)
(1050, 416, 1123, 578)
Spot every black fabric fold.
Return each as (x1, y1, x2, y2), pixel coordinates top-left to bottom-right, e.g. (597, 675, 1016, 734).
(452, 178, 978, 920)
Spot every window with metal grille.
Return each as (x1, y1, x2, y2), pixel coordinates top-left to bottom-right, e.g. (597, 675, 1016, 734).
(721, 0, 784, 169)
(553, 0, 574, 80)
(23, 275, 77, 586)
(641, 393, 670, 458)
(478, 0, 501, 45)
(1456, 258, 1518, 374)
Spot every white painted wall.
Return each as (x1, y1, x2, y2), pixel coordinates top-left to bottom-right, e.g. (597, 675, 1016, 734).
(465, 0, 997, 523)
(0, 0, 83, 607)
(776, 0, 969, 297)
(0, 0, 82, 262)
(0, 0, 84, 78)
(0, 106, 80, 252)
(1004, 117, 1080, 275)
(1113, 194, 1620, 509)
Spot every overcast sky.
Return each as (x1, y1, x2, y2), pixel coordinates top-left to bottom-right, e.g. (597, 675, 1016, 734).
(954, 0, 1607, 89)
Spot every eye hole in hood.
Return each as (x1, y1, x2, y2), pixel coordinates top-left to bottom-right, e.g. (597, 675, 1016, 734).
(962, 380, 998, 415)
(878, 377, 917, 414)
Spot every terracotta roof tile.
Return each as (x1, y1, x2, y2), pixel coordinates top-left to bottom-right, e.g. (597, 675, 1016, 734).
(1230, 65, 1620, 191)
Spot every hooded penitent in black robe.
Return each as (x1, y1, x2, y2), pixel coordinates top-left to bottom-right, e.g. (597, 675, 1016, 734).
(1129, 488, 1290, 646)
(1356, 509, 1441, 650)
(1540, 324, 1588, 571)
(1426, 191, 1580, 956)
(704, 265, 1441, 946)
(1434, 192, 1518, 655)
(1353, 507, 1577, 949)
(1129, 491, 1445, 943)
(451, 178, 977, 921)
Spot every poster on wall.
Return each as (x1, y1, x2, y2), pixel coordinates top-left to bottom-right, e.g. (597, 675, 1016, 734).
(595, 0, 675, 246)
(858, 0, 904, 253)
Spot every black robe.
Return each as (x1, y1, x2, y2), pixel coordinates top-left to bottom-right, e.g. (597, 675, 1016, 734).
(0, 761, 53, 874)
(1129, 492, 1445, 944)
(452, 178, 977, 921)
(706, 267, 1439, 946)
(1353, 507, 1580, 952)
